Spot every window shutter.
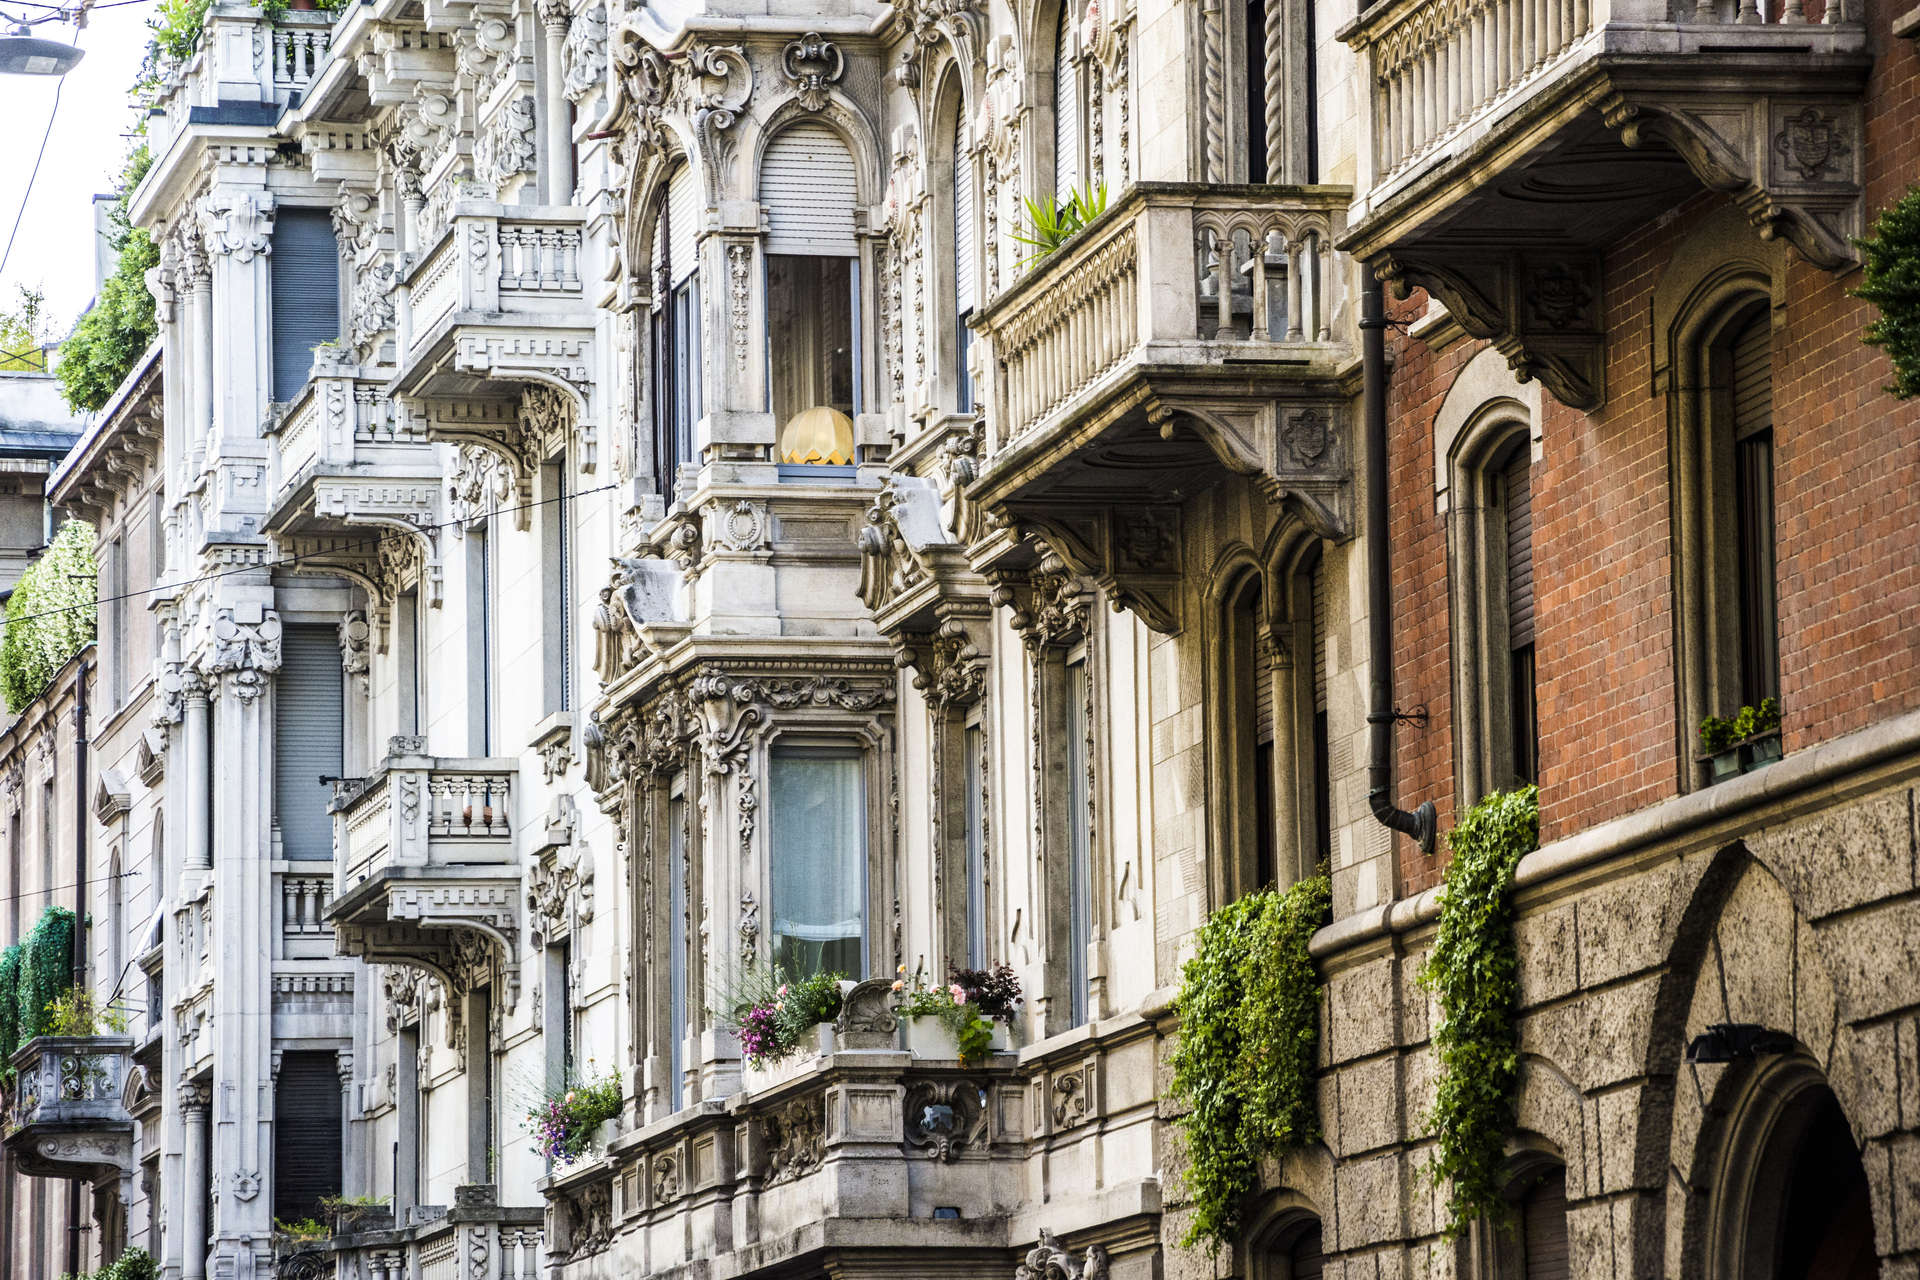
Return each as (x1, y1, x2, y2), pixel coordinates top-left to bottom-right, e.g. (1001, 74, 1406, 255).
(953, 115, 976, 315)
(1311, 556, 1328, 715)
(1505, 453, 1535, 652)
(761, 124, 858, 256)
(274, 624, 344, 861)
(1254, 630, 1275, 746)
(269, 208, 340, 402)
(272, 1051, 343, 1221)
(1054, 16, 1079, 197)
(1731, 311, 1771, 439)
(667, 162, 699, 286)
(1521, 1168, 1572, 1280)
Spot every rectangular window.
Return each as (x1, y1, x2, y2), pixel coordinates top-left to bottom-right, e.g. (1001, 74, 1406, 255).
(275, 625, 345, 860)
(653, 276, 702, 492)
(269, 208, 341, 402)
(767, 255, 857, 439)
(540, 456, 572, 715)
(272, 1050, 343, 1221)
(667, 790, 687, 1113)
(468, 525, 492, 754)
(1504, 455, 1539, 786)
(107, 537, 126, 709)
(769, 747, 866, 977)
(1735, 428, 1778, 709)
(396, 590, 421, 738)
(964, 722, 987, 969)
(1310, 558, 1332, 862)
(1065, 657, 1091, 1028)
(558, 942, 575, 1078)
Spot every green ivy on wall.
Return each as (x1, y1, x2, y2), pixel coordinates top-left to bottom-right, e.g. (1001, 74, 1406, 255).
(1169, 871, 1331, 1254)
(56, 145, 157, 414)
(0, 518, 97, 714)
(1421, 785, 1540, 1238)
(1855, 185, 1920, 400)
(17, 906, 75, 1048)
(0, 944, 22, 1064)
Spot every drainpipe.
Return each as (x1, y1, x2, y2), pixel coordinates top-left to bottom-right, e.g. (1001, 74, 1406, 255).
(1360, 269, 1437, 856)
(67, 658, 89, 1277)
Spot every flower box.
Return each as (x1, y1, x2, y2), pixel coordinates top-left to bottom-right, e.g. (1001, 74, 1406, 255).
(742, 1022, 836, 1094)
(900, 1014, 1016, 1061)
(1700, 730, 1783, 785)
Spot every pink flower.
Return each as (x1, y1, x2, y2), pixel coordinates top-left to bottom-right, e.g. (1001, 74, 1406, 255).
(950, 984, 967, 1004)
(777, 984, 789, 997)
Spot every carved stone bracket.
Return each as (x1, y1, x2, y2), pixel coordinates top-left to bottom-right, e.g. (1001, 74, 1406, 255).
(1599, 91, 1863, 273)
(1375, 250, 1606, 412)
(1014, 1229, 1110, 1280)
(781, 33, 844, 111)
(903, 1077, 988, 1161)
(857, 474, 995, 698)
(310, 478, 447, 606)
(1013, 508, 1183, 635)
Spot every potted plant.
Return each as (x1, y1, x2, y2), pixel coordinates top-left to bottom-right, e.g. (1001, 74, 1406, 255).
(272, 1217, 330, 1247)
(525, 1071, 622, 1169)
(717, 968, 848, 1093)
(893, 963, 1022, 1064)
(317, 1193, 392, 1235)
(44, 986, 131, 1036)
(1697, 696, 1781, 783)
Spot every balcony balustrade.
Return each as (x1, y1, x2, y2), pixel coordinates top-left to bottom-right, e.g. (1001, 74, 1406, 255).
(292, 1187, 543, 1280)
(1339, 0, 1869, 408)
(3, 1035, 136, 1185)
(327, 741, 521, 1010)
(141, 7, 338, 159)
(970, 182, 1357, 633)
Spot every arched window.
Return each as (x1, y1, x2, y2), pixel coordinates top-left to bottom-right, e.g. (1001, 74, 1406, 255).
(761, 122, 861, 471)
(650, 161, 701, 497)
(952, 106, 977, 412)
(1446, 412, 1540, 803)
(1212, 536, 1334, 903)
(1052, 6, 1082, 199)
(1251, 1212, 1326, 1280)
(1491, 1163, 1570, 1279)
(1235, 0, 1315, 182)
(1671, 287, 1780, 786)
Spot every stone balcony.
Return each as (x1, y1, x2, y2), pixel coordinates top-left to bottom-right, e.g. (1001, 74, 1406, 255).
(263, 360, 447, 622)
(139, 6, 338, 160)
(3, 1035, 136, 1185)
(1338, 0, 1870, 408)
(286, 1185, 544, 1280)
(541, 992, 1028, 1277)
(970, 182, 1358, 633)
(327, 741, 522, 1009)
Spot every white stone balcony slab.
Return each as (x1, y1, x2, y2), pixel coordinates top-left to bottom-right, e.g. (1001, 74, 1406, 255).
(327, 741, 522, 1008)
(3, 1035, 136, 1185)
(1338, 0, 1870, 407)
(971, 182, 1357, 632)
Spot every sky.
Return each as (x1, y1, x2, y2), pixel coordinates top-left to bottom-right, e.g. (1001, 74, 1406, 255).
(0, 0, 157, 339)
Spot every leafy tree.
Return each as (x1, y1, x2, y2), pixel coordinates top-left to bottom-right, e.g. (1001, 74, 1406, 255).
(55, 145, 157, 413)
(0, 286, 51, 372)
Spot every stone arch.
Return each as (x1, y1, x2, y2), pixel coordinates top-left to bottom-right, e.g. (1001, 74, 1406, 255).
(1432, 345, 1541, 516)
(1242, 1145, 1334, 1280)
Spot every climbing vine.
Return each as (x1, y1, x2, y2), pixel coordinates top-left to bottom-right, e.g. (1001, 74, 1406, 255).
(1421, 785, 1540, 1238)
(17, 906, 76, 1047)
(1855, 185, 1920, 399)
(0, 518, 96, 713)
(1169, 872, 1331, 1254)
(0, 945, 21, 1065)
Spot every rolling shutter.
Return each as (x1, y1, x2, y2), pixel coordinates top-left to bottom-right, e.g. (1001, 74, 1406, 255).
(761, 124, 858, 256)
(1054, 15, 1079, 196)
(1731, 310, 1771, 439)
(667, 162, 699, 286)
(273, 1051, 343, 1221)
(270, 208, 340, 402)
(1505, 453, 1535, 652)
(1310, 555, 1328, 715)
(275, 624, 344, 861)
(954, 115, 976, 314)
(1521, 1168, 1572, 1280)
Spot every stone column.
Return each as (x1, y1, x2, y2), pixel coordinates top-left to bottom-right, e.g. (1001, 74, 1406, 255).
(183, 676, 210, 871)
(538, 0, 574, 205)
(179, 1084, 211, 1280)
(337, 1050, 358, 1197)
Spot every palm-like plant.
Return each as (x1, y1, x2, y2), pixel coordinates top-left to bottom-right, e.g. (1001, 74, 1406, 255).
(1011, 183, 1109, 268)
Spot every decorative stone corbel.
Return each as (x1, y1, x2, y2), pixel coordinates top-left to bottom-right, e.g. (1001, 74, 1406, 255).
(781, 32, 844, 111)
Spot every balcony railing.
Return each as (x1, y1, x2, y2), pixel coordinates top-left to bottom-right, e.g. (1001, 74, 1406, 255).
(979, 183, 1349, 454)
(404, 207, 588, 353)
(4, 1035, 135, 1183)
(270, 364, 430, 500)
(314, 1188, 543, 1280)
(332, 748, 516, 894)
(1354, 0, 1860, 188)
(143, 8, 338, 157)
(272, 24, 330, 93)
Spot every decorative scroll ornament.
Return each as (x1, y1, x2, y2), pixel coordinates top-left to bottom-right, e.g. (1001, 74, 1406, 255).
(199, 191, 275, 262)
(761, 1095, 826, 1183)
(781, 32, 844, 111)
(203, 609, 284, 702)
(903, 1078, 988, 1162)
(605, 32, 751, 174)
(561, 3, 608, 102)
(1014, 1230, 1109, 1280)
(475, 96, 539, 193)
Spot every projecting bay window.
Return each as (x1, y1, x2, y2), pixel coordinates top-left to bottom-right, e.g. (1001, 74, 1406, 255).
(769, 746, 868, 978)
(761, 123, 862, 476)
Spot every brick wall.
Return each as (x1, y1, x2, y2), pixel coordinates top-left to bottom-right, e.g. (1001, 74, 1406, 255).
(1387, 22, 1920, 894)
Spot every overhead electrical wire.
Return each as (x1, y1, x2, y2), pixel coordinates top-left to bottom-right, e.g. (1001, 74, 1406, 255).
(0, 69, 69, 281)
(0, 480, 620, 633)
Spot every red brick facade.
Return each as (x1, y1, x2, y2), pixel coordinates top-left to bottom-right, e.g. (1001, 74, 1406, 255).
(1387, 22, 1920, 896)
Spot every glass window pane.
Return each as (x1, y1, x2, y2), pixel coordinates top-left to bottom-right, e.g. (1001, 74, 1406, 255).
(770, 749, 866, 977)
(768, 255, 856, 463)
(965, 725, 986, 968)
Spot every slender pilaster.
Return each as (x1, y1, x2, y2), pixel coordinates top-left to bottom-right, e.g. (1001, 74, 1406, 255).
(538, 0, 575, 204)
(179, 1086, 210, 1280)
(183, 677, 209, 872)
